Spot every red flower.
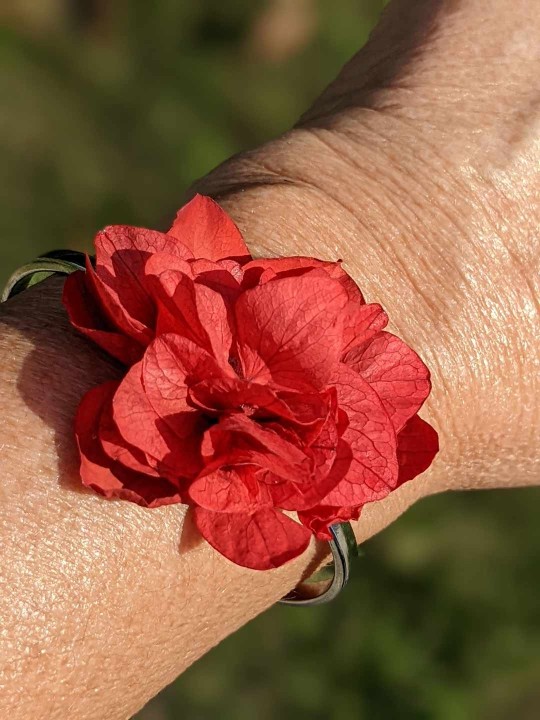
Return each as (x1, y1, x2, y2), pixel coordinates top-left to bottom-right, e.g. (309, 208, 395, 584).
(64, 195, 438, 570)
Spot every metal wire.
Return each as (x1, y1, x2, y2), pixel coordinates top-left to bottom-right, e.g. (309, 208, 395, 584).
(280, 523, 357, 606)
(2, 252, 86, 302)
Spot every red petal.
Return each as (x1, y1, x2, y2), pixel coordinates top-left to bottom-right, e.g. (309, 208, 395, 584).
(342, 302, 388, 355)
(188, 376, 296, 421)
(112, 360, 203, 479)
(277, 387, 336, 444)
(145, 253, 193, 282)
(264, 390, 343, 510)
(315, 364, 398, 507)
(63, 270, 144, 364)
(346, 331, 431, 432)
(267, 434, 350, 512)
(93, 225, 193, 331)
(215, 258, 244, 281)
(233, 345, 272, 385)
(396, 414, 439, 485)
(189, 258, 243, 302)
(235, 273, 348, 391)
(144, 255, 197, 336)
(143, 334, 231, 417)
(193, 283, 234, 366)
(242, 260, 387, 356)
(96, 224, 193, 265)
(201, 413, 311, 483)
(76, 381, 123, 495)
(85, 255, 153, 343)
(298, 504, 362, 540)
(241, 257, 362, 301)
(192, 507, 311, 569)
(188, 466, 272, 513)
(168, 194, 250, 262)
(99, 394, 159, 477)
(146, 263, 233, 367)
(75, 382, 182, 507)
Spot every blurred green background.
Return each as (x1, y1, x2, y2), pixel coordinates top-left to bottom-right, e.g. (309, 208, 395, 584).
(1, 2, 539, 719)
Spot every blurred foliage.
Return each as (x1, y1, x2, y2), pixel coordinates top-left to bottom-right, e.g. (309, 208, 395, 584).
(0, 0, 382, 280)
(1, 2, 539, 720)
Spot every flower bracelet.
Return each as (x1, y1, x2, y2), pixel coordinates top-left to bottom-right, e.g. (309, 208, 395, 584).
(2, 195, 438, 605)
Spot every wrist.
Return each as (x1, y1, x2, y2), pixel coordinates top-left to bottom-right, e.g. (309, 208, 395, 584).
(194, 137, 536, 496)
(195, 152, 446, 491)
(0, 242, 433, 718)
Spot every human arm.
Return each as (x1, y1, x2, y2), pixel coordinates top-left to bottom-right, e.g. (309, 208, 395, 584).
(1, 1, 539, 718)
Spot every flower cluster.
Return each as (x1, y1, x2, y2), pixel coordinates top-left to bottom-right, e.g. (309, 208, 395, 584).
(64, 195, 438, 569)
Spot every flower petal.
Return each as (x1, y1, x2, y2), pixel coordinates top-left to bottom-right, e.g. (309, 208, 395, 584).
(143, 334, 231, 417)
(168, 194, 250, 262)
(396, 414, 439, 485)
(192, 507, 311, 569)
(306, 416, 437, 536)
(342, 302, 388, 355)
(113, 360, 203, 479)
(277, 388, 336, 445)
(96, 224, 193, 265)
(75, 381, 182, 507)
(93, 225, 193, 331)
(201, 413, 311, 483)
(298, 504, 362, 541)
(85, 255, 153, 343)
(315, 363, 398, 507)
(189, 257, 243, 302)
(188, 376, 296, 422)
(145, 253, 194, 282)
(188, 466, 272, 513)
(76, 381, 124, 495)
(148, 266, 233, 367)
(235, 273, 348, 390)
(264, 389, 343, 511)
(242, 259, 387, 355)
(63, 270, 143, 364)
(267, 435, 350, 512)
(99, 392, 160, 477)
(241, 257, 362, 299)
(346, 331, 431, 432)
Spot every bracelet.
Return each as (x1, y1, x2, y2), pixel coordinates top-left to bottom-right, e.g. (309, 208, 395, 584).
(2, 250, 358, 606)
(1, 195, 438, 606)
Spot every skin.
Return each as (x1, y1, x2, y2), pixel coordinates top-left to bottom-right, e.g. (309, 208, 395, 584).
(0, 0, 538, 717)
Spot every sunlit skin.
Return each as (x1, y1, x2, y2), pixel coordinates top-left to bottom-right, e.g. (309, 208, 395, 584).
(1, 1, 538, 718)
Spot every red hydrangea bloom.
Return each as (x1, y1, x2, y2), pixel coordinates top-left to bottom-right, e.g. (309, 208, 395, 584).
(64, 194, 438, 570)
